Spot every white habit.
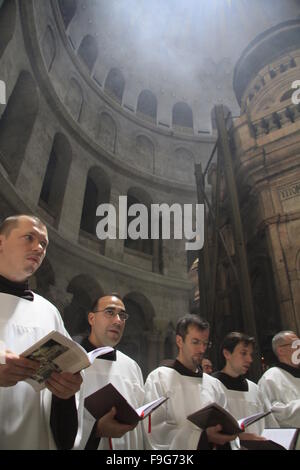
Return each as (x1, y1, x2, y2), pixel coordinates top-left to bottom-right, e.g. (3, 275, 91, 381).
(0, 292, 77, 450)
(143, 362, 229, 450)
(258, 365, 300, 428)
(74, 348, 145, 450)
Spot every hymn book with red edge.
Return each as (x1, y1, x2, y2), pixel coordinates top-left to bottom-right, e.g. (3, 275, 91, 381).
(187, 402, 271, 435)
(85, 383, 168, 425)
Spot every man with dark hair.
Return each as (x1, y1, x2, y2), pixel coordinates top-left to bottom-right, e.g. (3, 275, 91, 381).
(212, 332, 277, 448)
(143, 314, 238, 450)
(74, 294, 145, 450)
(0, 214, 82, 450)
(258, 330, 300, 428)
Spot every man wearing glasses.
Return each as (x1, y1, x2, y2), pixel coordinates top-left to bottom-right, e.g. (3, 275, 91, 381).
(143, 314, 238, 450)
(74, 294, 145, 450)
(258, 330, 300, 428)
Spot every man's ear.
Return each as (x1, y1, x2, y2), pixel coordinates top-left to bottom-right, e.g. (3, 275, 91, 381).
(176, 334, 183, 350)
(223, 348, 231, 361)
(88, 312, 95, 327)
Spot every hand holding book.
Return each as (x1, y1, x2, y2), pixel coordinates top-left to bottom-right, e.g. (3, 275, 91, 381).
(21, 330, 114, 391)
(85, 383, 168, 426)
(187, 402, 271, 435)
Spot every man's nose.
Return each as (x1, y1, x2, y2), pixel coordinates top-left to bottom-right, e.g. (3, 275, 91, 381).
(198, 343, 206, 353)
(247, 354, 253, 364)
(33, 241, 45, 253)
(112, 312, 123, 323)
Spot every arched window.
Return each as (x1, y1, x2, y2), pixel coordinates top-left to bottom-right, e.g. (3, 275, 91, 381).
(104, 68, 125, 104)
(137, 90, 157, 122)
(125, 188, 153, 256)
(80, 167, 111, 253)
(121, 292, 155, 376)
(39, 133, 72, 222)
(64, 275, 103, 336)
(280, 89, 294, 102)
(77, 35, 98, 73)
(58, 0, 77, 29)
(172, 102, 193, 131)
(0, 0, 16, 59)
(0, 71, 39, 183)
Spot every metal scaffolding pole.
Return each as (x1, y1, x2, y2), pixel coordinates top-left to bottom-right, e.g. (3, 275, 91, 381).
(194, 163, 211, 321)
(214, 105, 262, 380)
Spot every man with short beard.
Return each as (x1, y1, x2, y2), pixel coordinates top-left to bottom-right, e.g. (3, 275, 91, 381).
(143, 314, 238, 450)
(74, 294, 145, 450)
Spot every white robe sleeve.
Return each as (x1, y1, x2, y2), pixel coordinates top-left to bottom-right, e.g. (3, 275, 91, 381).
(258, 374, 300, 428)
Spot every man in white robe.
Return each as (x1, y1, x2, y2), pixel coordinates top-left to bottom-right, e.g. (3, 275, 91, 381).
(74, 294, 145, 450)
(212, 332, 278, 449)
(258, 330, 300, 429)
(0, 215, 82, 450)
(143, 314, 238, 450)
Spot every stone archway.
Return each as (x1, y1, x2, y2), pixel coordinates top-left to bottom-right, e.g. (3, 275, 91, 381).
(120, 292, 155, 377)
(64, 274, 103, 336)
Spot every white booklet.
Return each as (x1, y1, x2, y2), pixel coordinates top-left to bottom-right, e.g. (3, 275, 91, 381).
(262, 428, 299, 450)
(21, 330, 113, 391)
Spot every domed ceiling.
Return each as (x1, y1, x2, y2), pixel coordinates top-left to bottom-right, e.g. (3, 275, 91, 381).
(65, 0, 300, 131)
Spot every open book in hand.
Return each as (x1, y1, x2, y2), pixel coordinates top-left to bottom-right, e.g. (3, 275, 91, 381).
(85, 383, 168, 425)
(21, 330, 113, 391)
(241, 428, 300, 450)
(187, 402, 271, 435)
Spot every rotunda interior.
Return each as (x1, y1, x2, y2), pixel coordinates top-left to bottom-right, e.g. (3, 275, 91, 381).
(0, 0, 300, 377)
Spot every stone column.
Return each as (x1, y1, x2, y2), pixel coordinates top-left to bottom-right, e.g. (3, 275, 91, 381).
(56, 150, 90, 243)
(266, 222, 298, 331)
(104, 188, 125, 261)
(15, 113, 53, 207)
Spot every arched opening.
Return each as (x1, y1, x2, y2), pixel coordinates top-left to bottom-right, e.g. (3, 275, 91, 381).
(0, 0, 16, 59)
(77, 35, 98, 73)
(0, 71, 39, 183)
(124, 187, 153, 256)
(64, 274, 103, 337)
(137, 90, 157, 123)
(29, 257, 55, 301)
(58, 0, 77, 29)
(280, 89, 294, 102)
(98, 112, 117, 154)
(121, 292, 155, 377)
(104, 68, 125, 104)
(172, 102, 193, 132)
(39, 133, 72, 224)
(80, 167, 111, 254)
